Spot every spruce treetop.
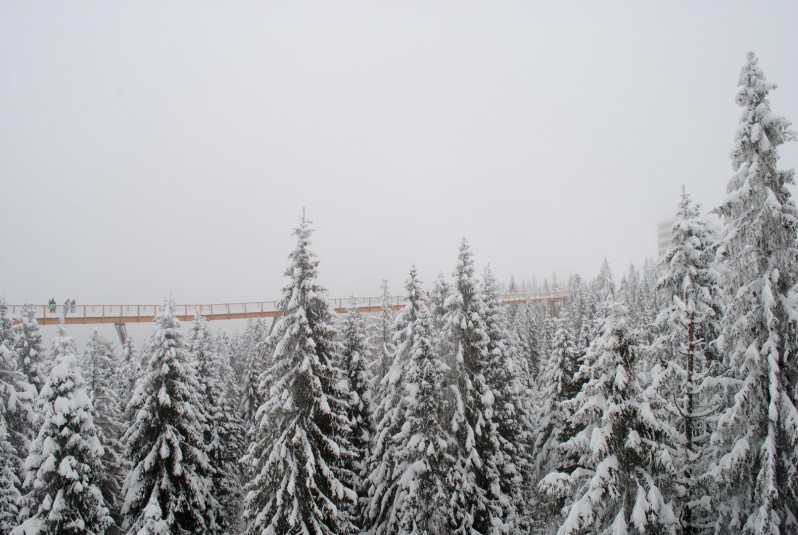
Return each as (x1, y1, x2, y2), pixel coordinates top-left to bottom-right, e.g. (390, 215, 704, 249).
(718, 52, 797, 274)
(52, 323, 78, 361)
(280, 214, 326, 313)
(242, 216, 357, 535)
(731, 53, 795, 170)
(656, 188, 720, 336)
(444, 240, 489, 365)
(708, 52, 798, 534)
(121, 303, 216, 534)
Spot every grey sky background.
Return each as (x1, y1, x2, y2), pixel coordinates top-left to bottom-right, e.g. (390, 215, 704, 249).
(2, 1, 798, 323)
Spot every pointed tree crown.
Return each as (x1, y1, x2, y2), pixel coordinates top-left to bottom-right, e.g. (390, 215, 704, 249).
(16, 329, 112, 534)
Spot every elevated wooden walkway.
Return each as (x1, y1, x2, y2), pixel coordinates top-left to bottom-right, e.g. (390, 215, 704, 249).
(10, 291, 568, 326)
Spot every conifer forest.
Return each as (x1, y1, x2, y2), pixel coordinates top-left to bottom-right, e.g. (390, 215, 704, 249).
(2, 53, 798, 535)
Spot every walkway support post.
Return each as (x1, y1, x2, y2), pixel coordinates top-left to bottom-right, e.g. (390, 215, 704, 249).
(114, 323, 128, 345)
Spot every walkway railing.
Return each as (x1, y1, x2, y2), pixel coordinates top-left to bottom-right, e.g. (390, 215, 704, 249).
(10, 291, 568, 326)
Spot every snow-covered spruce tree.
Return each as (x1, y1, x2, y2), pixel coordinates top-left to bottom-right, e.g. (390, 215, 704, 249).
(534, 312, 581, 478)
(80, 329, 126, 527)
(619, 265, 638, 317)
(639, 259, 662, 336)
(443, 240, 506, 534)
(623, 262, 661, 349)
(707, 52, 798, 534)
(212, 339, 247, 533)
(366, 265, 424, 534)
(509, 298, 539, 382)
(366, 266, 455, 535)
(238, 319, 270, 430)
(239, 349, 264, 430)
(578, 285, 601, 346)
(565, 274, 588, 338)
(112, 333, 140, 526)
(0, 413, 20, 535)
(14, 327, 112, 535)
(228, 330, 245, 380)
(389, 280, 455, 535)
(242, 216, 357, 535)
(529, 311, 584, 533)
(81, 330, 117, 407)
(240, 335, 270, 486)
(212, 330, 243, 418)
(593, 258, 616, 306)
(504, 277, 530, 381)
(12, 303, 46, 394)
(212, 332, 244, 440)
(429, 271, 457, 426)
(113, 336, 139, 418)
(367, 280, 395, 386)
(651, 188, 721, 533)
(540, 303, 678, 534)
(1, 305, 24, 524)
(51, 323, 78, 361)
(430, 272, 451, 336)
(548, 273, 564, 318)
(0, 299, 37, 488)
(339, 300, 373, 518)
(0, 299, 13, 358)
(504, 276, 521, 327)
(121, 304, 217, 534)
(481, 265, 531, 530)
(187, 314, 245, 533)
(581, 259, 617, 342)
(214, 331, 240, 408)
(537, 310, 556, 373)
(236, 320, 269, 378)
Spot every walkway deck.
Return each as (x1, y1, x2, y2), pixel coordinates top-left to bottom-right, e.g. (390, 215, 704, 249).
(10, 291, 568, 326)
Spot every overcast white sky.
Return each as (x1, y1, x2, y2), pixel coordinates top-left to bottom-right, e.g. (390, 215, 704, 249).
(2, 1, 798, 312)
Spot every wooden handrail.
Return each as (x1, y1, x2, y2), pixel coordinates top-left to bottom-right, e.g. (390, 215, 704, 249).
(9, 291, 568, 325)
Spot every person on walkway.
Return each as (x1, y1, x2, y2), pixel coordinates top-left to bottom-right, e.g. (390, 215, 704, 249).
(70, 299, 76, 313)
(48, 298, 56, 313)
(64, 299, 70, 314)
